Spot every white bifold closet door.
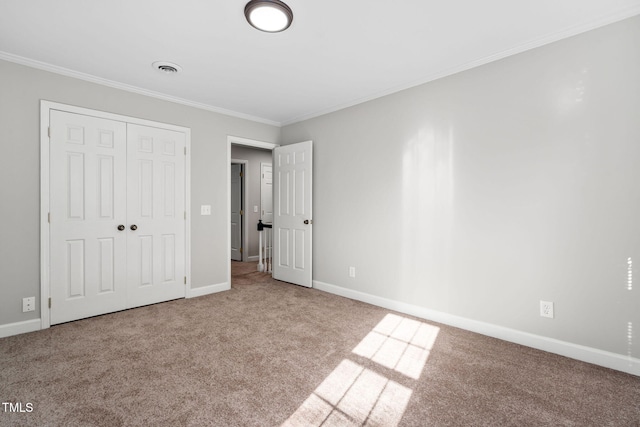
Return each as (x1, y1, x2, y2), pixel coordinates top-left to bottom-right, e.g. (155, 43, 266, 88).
(126, 124, 185, 308)
(49, 110, 185, 325)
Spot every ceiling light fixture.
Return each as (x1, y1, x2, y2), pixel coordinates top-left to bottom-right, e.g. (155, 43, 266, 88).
(244, 0, 293, 33)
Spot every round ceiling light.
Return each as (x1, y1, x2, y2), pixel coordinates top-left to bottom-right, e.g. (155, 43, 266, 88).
(244, 0, 293, 33)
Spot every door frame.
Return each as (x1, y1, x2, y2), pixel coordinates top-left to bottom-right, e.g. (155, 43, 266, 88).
(230, 159, 248, 262)
(40, 100, 192, 329)
(227, 136, 278, 285)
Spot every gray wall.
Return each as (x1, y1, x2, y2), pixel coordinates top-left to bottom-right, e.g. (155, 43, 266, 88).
(0, 59, 280, 326)
(231, 144, 272, 258)
(282, 16, 640, 358)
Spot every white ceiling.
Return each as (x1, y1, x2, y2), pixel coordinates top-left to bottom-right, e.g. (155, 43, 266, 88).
(1, 0, 639, 126)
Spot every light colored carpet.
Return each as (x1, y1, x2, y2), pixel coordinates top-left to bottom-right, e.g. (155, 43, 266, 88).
(1, 261, 638, 426)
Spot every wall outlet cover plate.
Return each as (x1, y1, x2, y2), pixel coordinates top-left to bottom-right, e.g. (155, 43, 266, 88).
(540, 300, 554, 318)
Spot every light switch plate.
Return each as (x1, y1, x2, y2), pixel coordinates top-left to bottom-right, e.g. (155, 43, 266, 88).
(201, 205, 211, 215)
(254, 205, 258, 213)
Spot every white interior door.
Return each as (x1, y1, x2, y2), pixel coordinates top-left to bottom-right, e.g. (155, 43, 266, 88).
(126, 124, 186, 308)
(273, 141, 313, 287)
(230, 163, 243, 261)
(49, 110, 187, 325)
(261, 163, 273, 224)
(49, 110, 128, 324)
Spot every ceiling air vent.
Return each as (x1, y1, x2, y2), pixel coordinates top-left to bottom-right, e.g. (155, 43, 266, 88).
(152, 61, 182, 74)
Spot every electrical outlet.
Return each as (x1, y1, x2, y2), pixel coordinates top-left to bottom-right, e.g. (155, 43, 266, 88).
(540, 300, 554, 318)
(349, 267, 356, 278)
(253, 205, 258, 213)
(200, 205, 211, 215)
(22, 297, 35, 313)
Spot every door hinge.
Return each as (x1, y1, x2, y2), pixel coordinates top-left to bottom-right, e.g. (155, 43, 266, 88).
(240, 172, 244, 178)
(184, 146, 187, 155)
(48, 127, 51, 138)
(184, 211, 186, 220)
(48, 212, 50, 223)
(240, 210, 243, 216)
(240, 247, 243, 254)
(184, 276, 187, 285)
(48, 297, 51, 308)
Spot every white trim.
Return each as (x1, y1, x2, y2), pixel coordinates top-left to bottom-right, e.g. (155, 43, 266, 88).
(41, 100, 192, 132)
(40, 103, 51, 329)
(281, 7, 640, 126)
(247, 255, 259, 262)
(182, 128, 191, 298)
(4, 7, 640, 129)
(40, 100, 192, 329)
(1, 51, 280, 127)
(0, 319, 41, 339)
(231, 159, 249, 262)
(229, 135, 279, 150)
(227, 136, 279, 285)
(185, 129, 192, 297)
(313, 280, 640, 377)
(186, 282, 230, 298)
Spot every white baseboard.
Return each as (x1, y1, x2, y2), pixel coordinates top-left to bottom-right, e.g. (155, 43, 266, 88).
(1, 285, 230, 338)
(313, 280, 640, 377)
(186, 282, 230, 298)
(247, 256, 259, 262)
(0, 318, 41, 339)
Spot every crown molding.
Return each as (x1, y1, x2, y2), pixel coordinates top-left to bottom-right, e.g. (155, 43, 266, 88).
(0, 51, 281, 127)
(281, 7, 640, 126)
(2, 5, 638, 129)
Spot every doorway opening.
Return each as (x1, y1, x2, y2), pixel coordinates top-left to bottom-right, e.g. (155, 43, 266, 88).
(227, 136, 278, 287)
(227, 136, 314, 289)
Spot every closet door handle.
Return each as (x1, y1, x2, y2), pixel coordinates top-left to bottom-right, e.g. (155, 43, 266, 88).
(130, 224, 138, 231)
(117, 225, 125, 231)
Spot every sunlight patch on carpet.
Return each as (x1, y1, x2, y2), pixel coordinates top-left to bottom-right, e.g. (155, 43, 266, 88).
(281, 359, 412, 427)
(282, 314, 439, 426)
(352, 313, 440, 380)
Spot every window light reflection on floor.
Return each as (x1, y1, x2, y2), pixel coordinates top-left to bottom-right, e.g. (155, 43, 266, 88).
(282, 314, 439, 426)
(282, 360, 412, 427)
(352, 313, 440, 380)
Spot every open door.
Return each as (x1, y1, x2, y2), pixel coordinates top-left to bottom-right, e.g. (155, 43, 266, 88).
(273, 141, 313, 287)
